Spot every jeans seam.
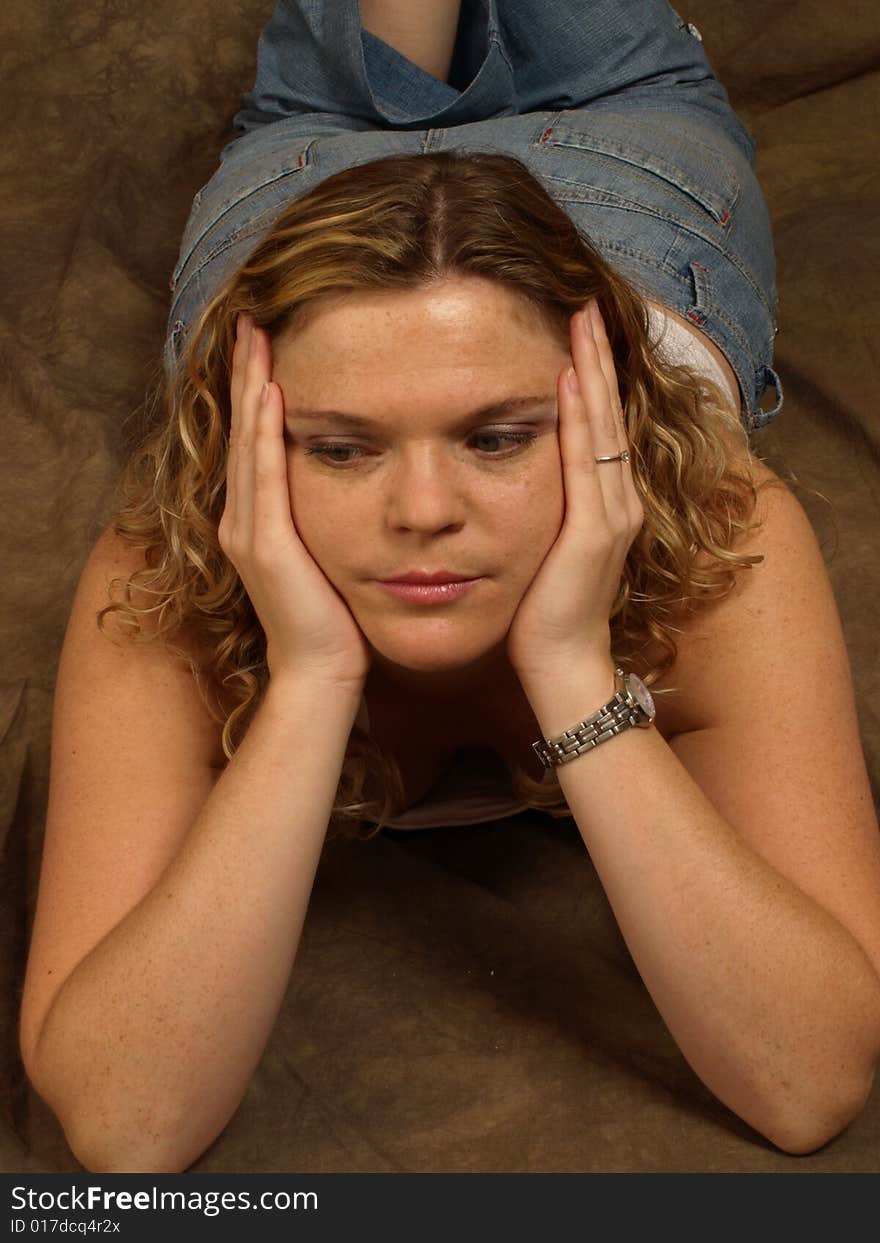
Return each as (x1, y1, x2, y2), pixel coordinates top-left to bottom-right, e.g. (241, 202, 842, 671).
(531, 115, 740, 229)
(171, 145, 318, 293)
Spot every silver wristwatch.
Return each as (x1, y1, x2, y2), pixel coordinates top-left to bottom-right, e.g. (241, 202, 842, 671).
(532, 668, 656, 769)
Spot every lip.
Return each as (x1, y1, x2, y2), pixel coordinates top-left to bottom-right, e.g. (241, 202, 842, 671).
(376, 578, 484, 604)
(380, 571, 479, 584)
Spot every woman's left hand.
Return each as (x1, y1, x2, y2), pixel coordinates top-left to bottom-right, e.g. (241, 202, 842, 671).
(506, 299, 645, 685)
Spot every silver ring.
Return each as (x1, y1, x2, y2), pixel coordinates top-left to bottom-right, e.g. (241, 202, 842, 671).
(594, 449, 630, 464)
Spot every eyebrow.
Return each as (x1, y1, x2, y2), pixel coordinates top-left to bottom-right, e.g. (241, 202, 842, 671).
(284, 394, 558, 430)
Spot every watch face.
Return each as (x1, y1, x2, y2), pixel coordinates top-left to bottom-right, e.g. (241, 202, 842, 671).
(626, 673, 656, 720)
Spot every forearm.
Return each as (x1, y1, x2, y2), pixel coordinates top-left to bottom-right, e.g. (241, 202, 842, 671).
(360, 0, 462, 82)
(30, 675, 363, 1174)
(524, 662, 880, 1154)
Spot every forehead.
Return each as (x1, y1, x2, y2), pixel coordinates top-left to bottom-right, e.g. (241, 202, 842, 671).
(272, 279, 568, 385)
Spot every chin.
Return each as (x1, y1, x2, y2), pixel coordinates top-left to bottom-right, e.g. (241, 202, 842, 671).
(366, 625, 512, 680)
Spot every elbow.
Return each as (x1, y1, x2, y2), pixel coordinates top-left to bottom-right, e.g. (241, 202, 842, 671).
(69, 1135, 190, 1175)
(21, 1020, 215, 1173)
(65, 1113, 199, 1174)
(23, 1066, 196, 1174)
(64, 1090, 221, 1173)
(758, 1064, 876, 1157)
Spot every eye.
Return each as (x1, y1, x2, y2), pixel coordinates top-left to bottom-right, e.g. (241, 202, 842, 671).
(471, 430, 538, 455)
(303, 429, 539, 468)
(304, 443, 366, 466)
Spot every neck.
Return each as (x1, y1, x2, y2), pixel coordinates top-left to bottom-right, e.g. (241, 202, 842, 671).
(364, 643, 542, 768)
(366, 640, 521, 707)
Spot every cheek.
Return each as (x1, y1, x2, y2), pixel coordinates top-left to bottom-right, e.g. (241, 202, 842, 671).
(526, 451, 565, 539)
(284, 467, 340, 561)
(286, 446, 565, 570)
(500, 456, 565, 574)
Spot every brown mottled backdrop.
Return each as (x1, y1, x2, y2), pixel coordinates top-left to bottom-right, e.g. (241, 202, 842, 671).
(2, 1, 878, 1172)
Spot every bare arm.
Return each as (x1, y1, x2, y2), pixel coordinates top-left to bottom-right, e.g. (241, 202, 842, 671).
(519, 481, 880, 1154)
(361, 0, 462, 83)
(29, 674, 362, 1174)
(526, 662, 880, 1154)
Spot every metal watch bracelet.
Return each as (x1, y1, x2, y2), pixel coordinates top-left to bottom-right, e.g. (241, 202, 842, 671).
(532, 667, 655, 769)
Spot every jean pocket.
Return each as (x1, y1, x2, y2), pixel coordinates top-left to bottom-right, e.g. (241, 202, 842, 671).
(170, 138, 319, 296)
(531, 109, 739, 235)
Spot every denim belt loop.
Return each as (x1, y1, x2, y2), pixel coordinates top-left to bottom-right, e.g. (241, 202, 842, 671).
(686, 259, 711, 329)
(748, 364, 784, 432)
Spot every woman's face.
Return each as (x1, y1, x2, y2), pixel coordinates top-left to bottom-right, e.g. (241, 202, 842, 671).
(272, 277, 571, 694)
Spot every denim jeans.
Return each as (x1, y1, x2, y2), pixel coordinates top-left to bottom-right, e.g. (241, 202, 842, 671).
(166, 0, 782, 432)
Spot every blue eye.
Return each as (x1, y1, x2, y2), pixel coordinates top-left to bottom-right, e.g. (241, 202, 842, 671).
(304, 429, 539, 467)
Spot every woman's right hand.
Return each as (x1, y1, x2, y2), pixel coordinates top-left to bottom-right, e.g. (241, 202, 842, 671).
(217, 314, 372, 690)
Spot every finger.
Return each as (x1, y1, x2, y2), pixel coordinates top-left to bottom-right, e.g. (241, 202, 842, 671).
(241, 318, 269, 425)
(570, 306, 628, 523)
(249, 337, 297, 550)
(576, 304, 621, 450)
(589, 301, 644, 527)
(225, 316, 252, 539)
(239, 323, 280, 550)
(230, 313, 249, 414)
(557, 352, 606, 532)
(588, 301, 626, 448)
(231, 317, 261, 547)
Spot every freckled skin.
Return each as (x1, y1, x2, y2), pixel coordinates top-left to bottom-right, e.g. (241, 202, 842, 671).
(271, 276, 573, 711)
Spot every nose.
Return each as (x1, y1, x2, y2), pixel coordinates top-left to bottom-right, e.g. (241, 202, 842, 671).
(385, 444, 468, 532)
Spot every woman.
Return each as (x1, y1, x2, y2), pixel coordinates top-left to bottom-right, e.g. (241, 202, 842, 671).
(19, 0, 880, 1172)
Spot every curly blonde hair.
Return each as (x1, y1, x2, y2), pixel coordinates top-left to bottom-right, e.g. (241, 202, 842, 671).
(98, 150, 791, 840)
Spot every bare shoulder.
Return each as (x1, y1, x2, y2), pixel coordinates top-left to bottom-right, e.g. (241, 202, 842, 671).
(645, 457, 810, 731)
(639, 460, 880, 993)
(19, 523, 228, 1080)
(91, 525, 229, 753)
(69, 520, 229, 794)
(94, 525, 207, 650)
